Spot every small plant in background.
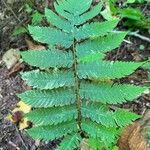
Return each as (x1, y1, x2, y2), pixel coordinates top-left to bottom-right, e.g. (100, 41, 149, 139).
(101, 0, 150, 30)
(17, 0, 149, 149)
(127, 0, 149, 4)
(12, 3, 44, 36)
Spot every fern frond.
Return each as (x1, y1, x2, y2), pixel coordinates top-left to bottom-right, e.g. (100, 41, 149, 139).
(81, 120, 120, 146)
(77, 32, 127, 58)
(45, 8, 72, 32)
(25, 105, 77, 126)
(80, 82, 148, 104)
(81, 102, 116, 127)
(28, 26, 73, 48)
(17, 88, 75, 107)
(78, 61, 143, 79)
(21, 70, 75, 89)
(75, 20, 119, 40)
(56, 133, 82, 150)
(18, 0, 148, 149)
(21, 49, 73, 68)
(27, 120, 78, 141)
(114, 109, 140, 127)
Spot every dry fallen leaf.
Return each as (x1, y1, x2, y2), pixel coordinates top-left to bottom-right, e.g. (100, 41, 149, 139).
(14, 101, 31, 114)
(19, 118, 30, 130)
(131, 52, 144, 61)
(6, 101, 31, 130)
(2, 48, 20, 69)
(118, 122, 148, 150)
(25, 38, 45, 50)
(8, 62, 25, 76)
(139, 110, 150, 149)
(80, 139, 91, 150)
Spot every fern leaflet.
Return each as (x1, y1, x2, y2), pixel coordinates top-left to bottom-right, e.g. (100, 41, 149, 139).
(57, 133, 82, 150)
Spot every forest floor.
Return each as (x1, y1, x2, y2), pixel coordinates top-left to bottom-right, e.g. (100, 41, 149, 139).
(0, 0, 150, 150)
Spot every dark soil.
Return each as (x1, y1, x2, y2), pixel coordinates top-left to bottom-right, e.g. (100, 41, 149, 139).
(0, 64, 60, 149)
(0, 0, 150, 150)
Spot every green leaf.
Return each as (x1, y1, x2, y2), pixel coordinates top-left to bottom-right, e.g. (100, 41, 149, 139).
(21, 70, 75, 89)
(123, 18, 150, 29)
(28, 25, 73, 48)
(127, 0, 136, 3)
(79, 53, 105, 63)
(45, 8, 72, 32)
(78, 60, 144, 79)
(80, 82, 148, 104)
(119, 8, 144, 20)
(54, 0, 92, 16)
(81, 120, 120, 146)
(54, 1, 102, 26)
(113, 109, 140, 127)
(74, 2, 102, 25)
(12, 26, 28, 36)
(26, 105, 77, 126)
(77, 32, 127, 58)
(31, 11, 44, 25)
(88, 138, 104, 150)
(136, 0, 145, 3)
(81, 102, 140, 127)
(27, 120, 78, 141)
(111, 146, 119, 150)
(101, 9, 115, 21)
(54, 1, 73, 21)
(139, 44, 145, 50)
(21, 49, 73, 68)
(18, 88, 76, 108)
(25, 4, 33, 13)
(57, 133, 82, 150)
(142, 60, 150, 69)
(81, 102, 116, 127)
(75, 20, 119, 40)
(109, 0, 118, 14)
(148, 72, 150, 80)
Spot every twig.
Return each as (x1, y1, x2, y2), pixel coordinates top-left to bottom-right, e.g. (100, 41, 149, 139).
(8, 110, 29, 150)
(14, 124, 29, 150)
(112, 31, 133, 44)
(113, 30, 150, 43)
(8, 141, 20, 150)
(129, 31, 150, 43)
(1, 0, 27, 29)
(142, 1, 149, 13)
(123, 39, 132, 44)
(2, 0, 22, 24)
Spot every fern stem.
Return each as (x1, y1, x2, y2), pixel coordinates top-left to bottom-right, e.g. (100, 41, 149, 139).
(72, 36, 81, 129)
